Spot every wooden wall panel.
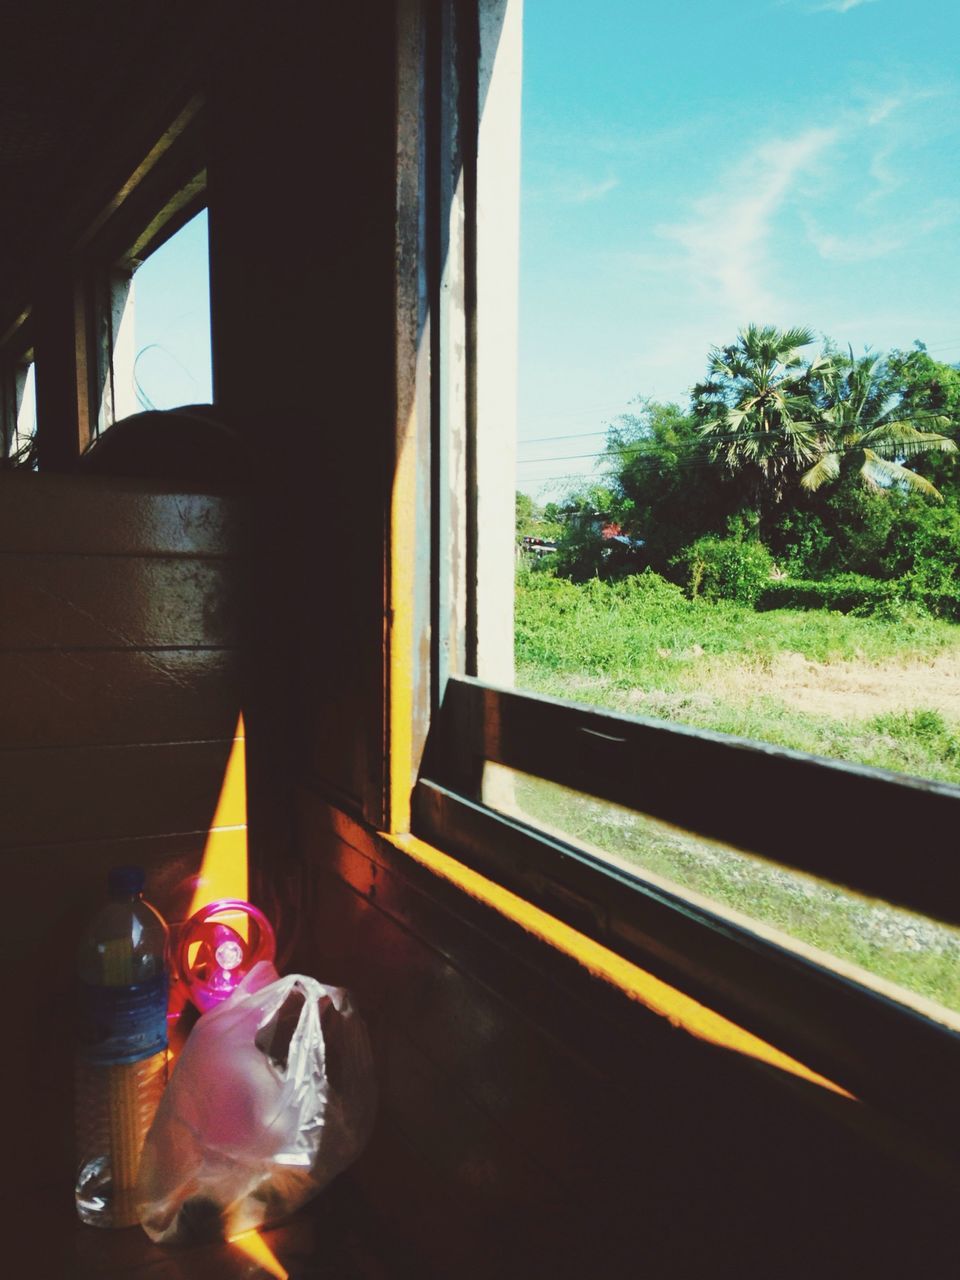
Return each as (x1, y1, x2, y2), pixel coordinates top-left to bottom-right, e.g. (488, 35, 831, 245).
(0, 649, 240, 748)
(0, 473, 247, 1205)
(0, 740, 243, 845)
(0, 556, 241, 649)
(0, 473, 244, 556)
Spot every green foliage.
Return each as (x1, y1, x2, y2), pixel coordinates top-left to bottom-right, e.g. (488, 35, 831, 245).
(604, 399, 744, 575)
(692, 324, 825, 503)
(884, 496, 960, 580)
(543, 330, 960, 591)
(516, 569, 958, 676)
(800, 347, 956, 501)
(515, 490, 563, 544)
(673, 534, 773, 606)
(871, 709, 960, 768)
(515, 490, 536, 539)
(759, 573, 909, 617)
(881, 344, 960, 495)
(764, 507, 833, 577)
(515, 568, 695, 676)
(759, 571, 960, 622)
(549, 484, 636, 582)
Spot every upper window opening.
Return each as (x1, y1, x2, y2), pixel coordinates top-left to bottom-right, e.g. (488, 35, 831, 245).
(94, 208, 212, 437)
(1, 352, 37, 470)
(513, 1, 960, 792)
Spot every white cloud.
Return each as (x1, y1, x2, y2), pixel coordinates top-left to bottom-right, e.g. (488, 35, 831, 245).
(654, 127, 839, 317)
(562, 176, 619, 204)
(778, 0, 878, 12)
(808, 198, 960, 262)
(812, 0, 878, 12)
(806, 226, 902, 262)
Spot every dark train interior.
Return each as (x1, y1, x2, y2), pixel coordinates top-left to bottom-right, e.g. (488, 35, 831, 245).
(1, 3, 958, 1277)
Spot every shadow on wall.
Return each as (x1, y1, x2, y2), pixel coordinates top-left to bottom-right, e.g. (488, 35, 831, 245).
(2, 408, 258, 1197)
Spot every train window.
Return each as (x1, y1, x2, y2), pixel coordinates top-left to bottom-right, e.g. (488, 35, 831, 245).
(1, 353, 37, 468)
(91, 208, 212, 437)
(408, 0, 960, 1130)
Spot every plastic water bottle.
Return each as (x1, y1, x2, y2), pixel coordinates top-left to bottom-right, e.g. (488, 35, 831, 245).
(75, 866, 170, 1228)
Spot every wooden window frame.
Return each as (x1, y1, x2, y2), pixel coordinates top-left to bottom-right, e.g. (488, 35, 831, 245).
(74, 100, 208, 445)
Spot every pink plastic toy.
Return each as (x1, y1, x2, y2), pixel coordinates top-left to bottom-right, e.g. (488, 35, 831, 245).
(177, 899, 276, 1013)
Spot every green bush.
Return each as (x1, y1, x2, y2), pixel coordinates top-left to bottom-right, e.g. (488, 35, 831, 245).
(758, 572, 960, 621)
(673, 536, 773, 607)
(871, 709, 960, 767)
(758, 573, 898, 614)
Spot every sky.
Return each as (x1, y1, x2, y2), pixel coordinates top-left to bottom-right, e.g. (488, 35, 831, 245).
(131, 209, 212, 411)
(516, 0, 960, 499)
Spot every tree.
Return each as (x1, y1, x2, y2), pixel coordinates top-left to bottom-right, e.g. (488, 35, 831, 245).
(551, 484, 625, 581)
(800, 349, 957, 501)
(515, 490, 537, 540)
(605, 399, 741, 574)
(692, 324, 829, 503)
(516, 490, 563, 546)
(877, 344, 960, 497)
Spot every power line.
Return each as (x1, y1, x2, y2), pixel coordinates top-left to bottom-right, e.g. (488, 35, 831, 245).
(518, 416, 959, 468)
(516, 353, 960, 445)
(519, 427, 620, 446)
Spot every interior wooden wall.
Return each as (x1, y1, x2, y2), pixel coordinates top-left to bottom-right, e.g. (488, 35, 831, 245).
(0, 473, 247, 1202)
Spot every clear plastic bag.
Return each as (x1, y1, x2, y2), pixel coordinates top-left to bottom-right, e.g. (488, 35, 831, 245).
(136, 962, 375, 1243)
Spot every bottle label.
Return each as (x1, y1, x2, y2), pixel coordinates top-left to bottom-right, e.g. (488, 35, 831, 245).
(78, 974, 169, 1064)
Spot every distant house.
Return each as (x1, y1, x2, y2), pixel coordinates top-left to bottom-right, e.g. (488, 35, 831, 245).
(520, 534, 557, 558)
(601, 521, 644, 550)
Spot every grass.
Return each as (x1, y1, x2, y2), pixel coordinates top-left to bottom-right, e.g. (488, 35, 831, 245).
(516, 569, 960, 784)
(508, 774, 960, 1016)
(513, 568, 960, 1015)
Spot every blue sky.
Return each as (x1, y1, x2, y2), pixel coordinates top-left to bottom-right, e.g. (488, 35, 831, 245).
(517, 0, 960, 498)
(130, 209, 212, 411)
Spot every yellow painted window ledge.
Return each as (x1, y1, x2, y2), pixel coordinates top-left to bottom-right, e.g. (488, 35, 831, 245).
(385, 830, 853, 1101)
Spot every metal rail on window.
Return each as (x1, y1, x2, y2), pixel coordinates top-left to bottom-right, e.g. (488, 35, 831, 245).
(412, 675, 960, 1145)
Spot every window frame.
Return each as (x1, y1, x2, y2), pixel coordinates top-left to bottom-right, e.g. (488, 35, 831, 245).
(74, 101, 207, 444)
(412, 677, 960, 1143)
(0, 322, 37, 468)
(392, 0, 960, 1153)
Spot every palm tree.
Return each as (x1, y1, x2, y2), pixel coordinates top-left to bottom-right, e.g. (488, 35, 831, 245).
(801, 349, 957, 501)
(692, 324, 830, 501)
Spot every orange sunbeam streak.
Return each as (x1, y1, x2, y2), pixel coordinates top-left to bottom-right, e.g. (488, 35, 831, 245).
(230, 1228, 289, 1279)
(179, 722, 286, 1279)
(188, 712, 249, 936)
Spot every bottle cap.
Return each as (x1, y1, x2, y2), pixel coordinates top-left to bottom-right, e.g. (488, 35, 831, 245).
(108, 865, 146, 899)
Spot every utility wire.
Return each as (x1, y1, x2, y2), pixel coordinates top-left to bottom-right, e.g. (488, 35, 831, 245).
(519, 407, 958, 449)
(518, 417, 959, 467)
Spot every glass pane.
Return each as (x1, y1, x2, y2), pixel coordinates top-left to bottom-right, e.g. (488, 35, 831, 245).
(514, 2, 960, 790)
(485, 762, 960, 1024)
(16, 361, 37, 465)
(97, 209, 212, 432)
(132, 209, 212, 411)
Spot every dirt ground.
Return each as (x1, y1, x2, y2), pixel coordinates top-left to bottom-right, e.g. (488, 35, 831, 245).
(706, 650, 960, 723)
